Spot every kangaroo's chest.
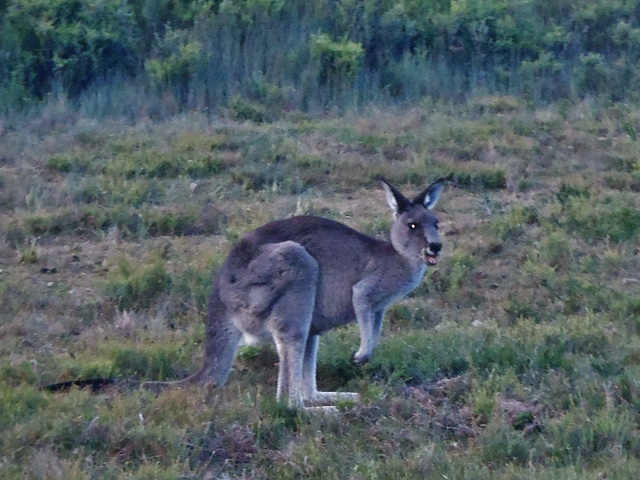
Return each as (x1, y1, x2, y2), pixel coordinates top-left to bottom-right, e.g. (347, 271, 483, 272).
(370, 262, 426, 310)
(405, 263, 427, 294)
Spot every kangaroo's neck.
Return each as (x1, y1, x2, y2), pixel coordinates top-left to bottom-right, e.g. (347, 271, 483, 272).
(398, 252, 427, 292)
(376, 239, 428, 288)
(388, 236, 428, 271)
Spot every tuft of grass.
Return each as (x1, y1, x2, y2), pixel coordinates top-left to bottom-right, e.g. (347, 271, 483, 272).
(548, 408, 640, 466)
(0, 361, 37, 387)
(19, 248, 39, 264)
(104, 150, 224, 180)
(109, 345, 190, 381)
(365, 329, 471, 384)
(141, 207, 198, 237)
(4, 222, 27, 248)
(536, 230, 571, 270)
(104, 257, 172, 311)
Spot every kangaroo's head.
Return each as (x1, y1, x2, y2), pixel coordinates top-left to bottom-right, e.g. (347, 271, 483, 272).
(382, 179, 444, 265)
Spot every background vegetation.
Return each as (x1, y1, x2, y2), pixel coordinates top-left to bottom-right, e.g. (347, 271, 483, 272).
(2, 0, 640, 479)
(2, 0, 640, 116)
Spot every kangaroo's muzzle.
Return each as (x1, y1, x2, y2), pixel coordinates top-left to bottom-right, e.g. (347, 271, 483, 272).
(423, 242, 442, 265)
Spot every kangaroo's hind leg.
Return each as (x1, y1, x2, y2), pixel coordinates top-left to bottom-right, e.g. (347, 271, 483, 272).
(301, 334, 360, 406)
(249, 241, 319, 408)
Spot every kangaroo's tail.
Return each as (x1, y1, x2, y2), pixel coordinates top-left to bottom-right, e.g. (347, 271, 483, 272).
(143, 276, 241, 392)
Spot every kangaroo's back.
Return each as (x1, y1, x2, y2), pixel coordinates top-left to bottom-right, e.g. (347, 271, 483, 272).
(227, 215, 384, 331)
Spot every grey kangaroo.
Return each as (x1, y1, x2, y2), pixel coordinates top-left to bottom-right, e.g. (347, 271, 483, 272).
(145, 179, 444, 408)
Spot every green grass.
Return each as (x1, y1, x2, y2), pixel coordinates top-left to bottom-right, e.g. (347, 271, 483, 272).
(1, 98, 640, 478)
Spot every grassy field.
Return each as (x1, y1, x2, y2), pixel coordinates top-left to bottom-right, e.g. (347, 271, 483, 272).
(1, 97, 640, 478)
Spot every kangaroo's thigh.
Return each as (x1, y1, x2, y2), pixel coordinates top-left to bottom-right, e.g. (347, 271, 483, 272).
(222, 240, 319, 406)
(246, 242, 318, 316)
(258, 242, 318, 406)
(220, 241, 317, 319)
(223, 240, 319, 340)
(263, 242, 319, 348)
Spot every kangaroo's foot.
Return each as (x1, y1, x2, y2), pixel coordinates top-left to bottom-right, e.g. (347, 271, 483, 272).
(303, 391, 360, 407)
(305, 405, 340, 414)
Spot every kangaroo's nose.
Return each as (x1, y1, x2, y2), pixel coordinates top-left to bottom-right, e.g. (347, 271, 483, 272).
(429, 242, 442, 254)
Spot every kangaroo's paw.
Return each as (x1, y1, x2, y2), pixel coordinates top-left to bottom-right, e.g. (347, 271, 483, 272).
(351, 350, 372, 366)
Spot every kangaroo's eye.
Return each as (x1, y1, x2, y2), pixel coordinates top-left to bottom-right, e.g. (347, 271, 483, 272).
(409, 223, 417, 230)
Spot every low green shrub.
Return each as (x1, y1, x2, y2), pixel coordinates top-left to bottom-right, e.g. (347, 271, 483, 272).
(141, 208, 197, 236)
(23, 213, 53, 235)
(0, 361, 37, 387)
(104, 151, 224, 180)
(0, 384, 47, 430)
(365, 330, 471, 384)
(556, 182, 590, 208)
(171, 266, 215, 314)
(46, 154, 91, 174)
(104, 178, 166, 207)
(455, 167, 507, 190)
(504, 292, 548, 323)
(563, 196, 640, 243)
(479, 421, 532, 466)
(490, 205, 540, 242)
(436, 251, 476, 293)
(229, 96, 268, 123)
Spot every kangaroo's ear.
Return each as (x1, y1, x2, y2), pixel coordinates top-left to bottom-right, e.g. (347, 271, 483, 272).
(413, 178, 445, 210)
(381, 179, 411, 215)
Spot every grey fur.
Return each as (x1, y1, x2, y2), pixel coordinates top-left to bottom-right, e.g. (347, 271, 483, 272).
(144, 179, 445, 407)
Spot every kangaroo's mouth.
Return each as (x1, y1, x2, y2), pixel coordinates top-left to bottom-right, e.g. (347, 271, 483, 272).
(422, 249, 439, 265)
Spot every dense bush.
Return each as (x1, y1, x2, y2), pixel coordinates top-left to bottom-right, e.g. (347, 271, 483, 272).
(2, 0, 640, 113)
(1, 0, 139, 101)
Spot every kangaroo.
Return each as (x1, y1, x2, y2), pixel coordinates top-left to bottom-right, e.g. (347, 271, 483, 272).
(144, 179, 445, 408)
